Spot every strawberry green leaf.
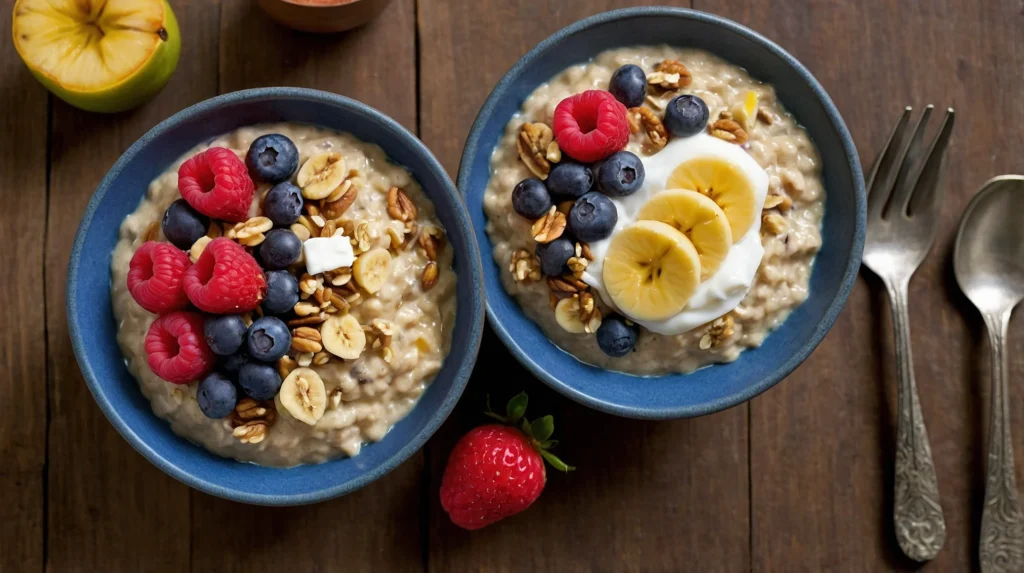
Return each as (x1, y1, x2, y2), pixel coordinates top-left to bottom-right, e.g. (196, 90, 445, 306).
(539, 439, 559, 449)
(521, 418, 532, 436)
(484, 394, 507, 423)
(540, 450, 575, 472)
(506, 392, 528, 423)
(530, 415, 554, 442)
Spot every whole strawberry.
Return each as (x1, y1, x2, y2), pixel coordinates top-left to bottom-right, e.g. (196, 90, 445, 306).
(440, 393, 572, 530)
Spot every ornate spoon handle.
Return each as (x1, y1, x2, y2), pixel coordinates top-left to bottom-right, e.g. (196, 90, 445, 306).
(887, 278, 946, 562)
(980, 310, 1024, 573)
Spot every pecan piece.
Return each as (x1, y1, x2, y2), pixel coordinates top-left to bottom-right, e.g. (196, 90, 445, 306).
(709, 118, 748, 145)
(630, 107, 669, 149)
(509, 249, 542, 283)
(530, 206, 567, 243)
(418, 225, 446, 261)
(323, 181, 357, 219)
(422, 261, 439, 291)
(517, 122, 555, 180)
(648, 60, 692, 90)
(387, 187, 418, 222)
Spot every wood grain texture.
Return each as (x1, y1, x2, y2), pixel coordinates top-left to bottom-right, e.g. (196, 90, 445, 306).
(418, 3, 750, 571)
(695, 0, 1024, 571)
(189, 3, 423, 572)
(43, 1, 220, 570)
(0, 3, 48, 571)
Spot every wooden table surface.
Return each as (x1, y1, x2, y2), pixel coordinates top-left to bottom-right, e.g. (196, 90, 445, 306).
(2, 0, 1023, 571)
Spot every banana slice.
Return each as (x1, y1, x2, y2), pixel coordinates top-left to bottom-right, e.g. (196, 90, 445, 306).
(637, 189, 733, 280)
(296, 152, 345, 200)
(321, 314, 366, 360)
(279, 367, 327, 426)
(667, 157, 757, 240)
(554, 297, 587, 334)
(602, 220, 701, 322)
(352, 248, 392, 294)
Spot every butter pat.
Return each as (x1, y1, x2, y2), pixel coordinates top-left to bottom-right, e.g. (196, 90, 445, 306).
(303, 236, 355, 274)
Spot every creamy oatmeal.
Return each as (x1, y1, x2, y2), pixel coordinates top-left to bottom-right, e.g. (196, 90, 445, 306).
(484, 46, 824, 375)
(111, 123, 456, 466)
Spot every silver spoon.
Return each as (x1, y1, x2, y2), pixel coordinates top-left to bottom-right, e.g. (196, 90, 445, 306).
(954, 175, 1024, 573)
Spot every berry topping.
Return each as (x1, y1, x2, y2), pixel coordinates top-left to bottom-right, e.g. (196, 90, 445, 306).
(144, 311, 216, 385)
(664, 94, 710, 138)
(511, 178, 553, 220)
(608, 64, 647, 108)
(197, 372, 239, 419)
(245, 134, 299, 184)
(262, 182, 304, 227)
(127, 241, 191, 314)
(238, 362, 283, 400)
(552, 90, 630, 163)
(545, 161, 594, 201)
(184, 238, 266, 314)
(161, 199, 209, 251)
(534, 237, 575, 276)
(203, 314, 248, 356)
(220, 351, 250, 376)
(597, 151, 645, 197)
(258, 229, 302, 270)
(440, 393, 572, 530)
(262, 270, 300, 315)
(596, 314, 639, 357)
(568, 192, 618, 242)
(178, 147, 255, 223)
(246, 316, 291, 363)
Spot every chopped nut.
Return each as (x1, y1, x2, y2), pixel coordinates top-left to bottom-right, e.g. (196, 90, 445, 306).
(370, 318, 394, 338)
(577, 291, 602, 334)
(645, 94, 666, 110)
(320, 219, 337, 238)
(313, 351, 331, 366)
(702, 315, 735, 349)
(296, 215, 318, 237)
(287, 313, 328, 327)
(567, 255, 588, 276)
(310, 214, 326, 228)
(189, 236, 212, 262)
(781, 170, 806, 198)
(517, 122, 555, 179)
(709, 118, 748, 145)
(290, 223, 311, 242)
(382, 347, 394, 363)
(206, 221, 222, 240)
(626, 108, 642, 135)
(296, 352, 314, 367)
(142, 221, 160, 242)
(762, 212, 789, 235)
(418, 226, 445, 261)
(756, 107, 775, 125)
(630, 107, 668, 149)
(292, 326, 322, 342)
(648, 60, 691, 90)
(299, 274, 319, 296)
(580, 242, 594, 261)
(386, 226, 405, 251)
(277, 356, 297, 379)
(352, 221, 372, 253)
(231, 216, 273, 241)
(698, 334, 713, 350)
(329, 388, 343, 409)
(328, 268, 352, 287)
(422, 261, 439, 291)
(241, 313, 253, 327)
(229, 398, 276, 444)
(291, 336, 323, 354)
(530, 206, 567, 243)
(386, 187, 418, 222)
(556, 201, 573, 216)
(233, 398, 268, 422)
(232, 421, 269, 444)
(547, 276, 580, 294)
(509, 249, 542, 283)
(238, 233, 266, 247)
(546, 141, 562, 164)
(305, 203, 320, 218)
(763, 193, 793, 212)
(323, 181, 357, 219)
(294, 301, 320, 316)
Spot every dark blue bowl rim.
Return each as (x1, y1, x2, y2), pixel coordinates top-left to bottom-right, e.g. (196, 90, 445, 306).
(67, 87, 485, 504)
(457, 7, 866, 419)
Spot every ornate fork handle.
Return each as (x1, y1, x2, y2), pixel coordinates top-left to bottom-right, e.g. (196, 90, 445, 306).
(887, 277, 946, 562)
(980, 311, 1024, 573)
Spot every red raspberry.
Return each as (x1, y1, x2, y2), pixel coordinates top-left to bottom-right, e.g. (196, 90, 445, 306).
(552, 90, 630, 163)
(178, 147, 255, 222)
(440, 393, 572, 530)
(184, 238, 266, 314)
(144, 311, 216, 385)
(127, 241, 191, 314)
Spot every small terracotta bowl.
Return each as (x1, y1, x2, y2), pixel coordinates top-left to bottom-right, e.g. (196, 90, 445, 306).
(256, 0, 393, 34)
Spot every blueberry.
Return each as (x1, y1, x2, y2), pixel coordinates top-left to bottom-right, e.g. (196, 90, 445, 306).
(608, 64, 647, 108)
(245, 134, 299, 184)
(262, 270, 300, 315)
(597, 151, 645, 197)
(663, 95, 710, 138)
(238, 362, 283, 400)
(263, 182, 304, 227)
(258, 229, 302, 270)
(203, 315, 248, 356)
(511, 178, 553, 219)
(197, 372, 239, 419)
(596, 314, 639, 357)
(569, 192, 618, 242)
(161, 199, 209, 250)
(535, 237, 576, 276)
(545, 162, 594, 201)
(220, 352, 250, 377)
(246, 316, 291, 362)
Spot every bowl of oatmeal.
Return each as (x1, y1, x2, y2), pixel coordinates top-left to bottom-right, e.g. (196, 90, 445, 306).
(68, 88, 484, 504)
(460, 8, 864, 418)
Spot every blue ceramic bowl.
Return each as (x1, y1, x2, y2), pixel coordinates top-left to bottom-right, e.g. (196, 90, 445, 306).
(68, 88, 485, 505)
(459, 8, 865, 419)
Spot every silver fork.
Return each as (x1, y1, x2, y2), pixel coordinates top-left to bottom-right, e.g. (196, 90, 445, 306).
(862, 105, 956, 562)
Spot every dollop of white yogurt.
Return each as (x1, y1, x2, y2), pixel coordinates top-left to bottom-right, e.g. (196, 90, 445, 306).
(582, 134, 769, 335)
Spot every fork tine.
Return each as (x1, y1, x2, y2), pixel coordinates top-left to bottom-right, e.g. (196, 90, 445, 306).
(867, 107, 913, 221)
(905, 108, 955, 217)
(886, 105, 935, 217)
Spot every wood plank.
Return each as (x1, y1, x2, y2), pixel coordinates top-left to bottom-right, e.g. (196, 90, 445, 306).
(189, 3, 423, 572)
(418, 2, 750, 571)
(44, 1, 221, 570)
(0, 3, 49, 570)
(698, 0, 1024, 570)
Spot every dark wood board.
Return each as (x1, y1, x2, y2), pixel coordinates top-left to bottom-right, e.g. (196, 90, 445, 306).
(418, 2, 751, 571)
